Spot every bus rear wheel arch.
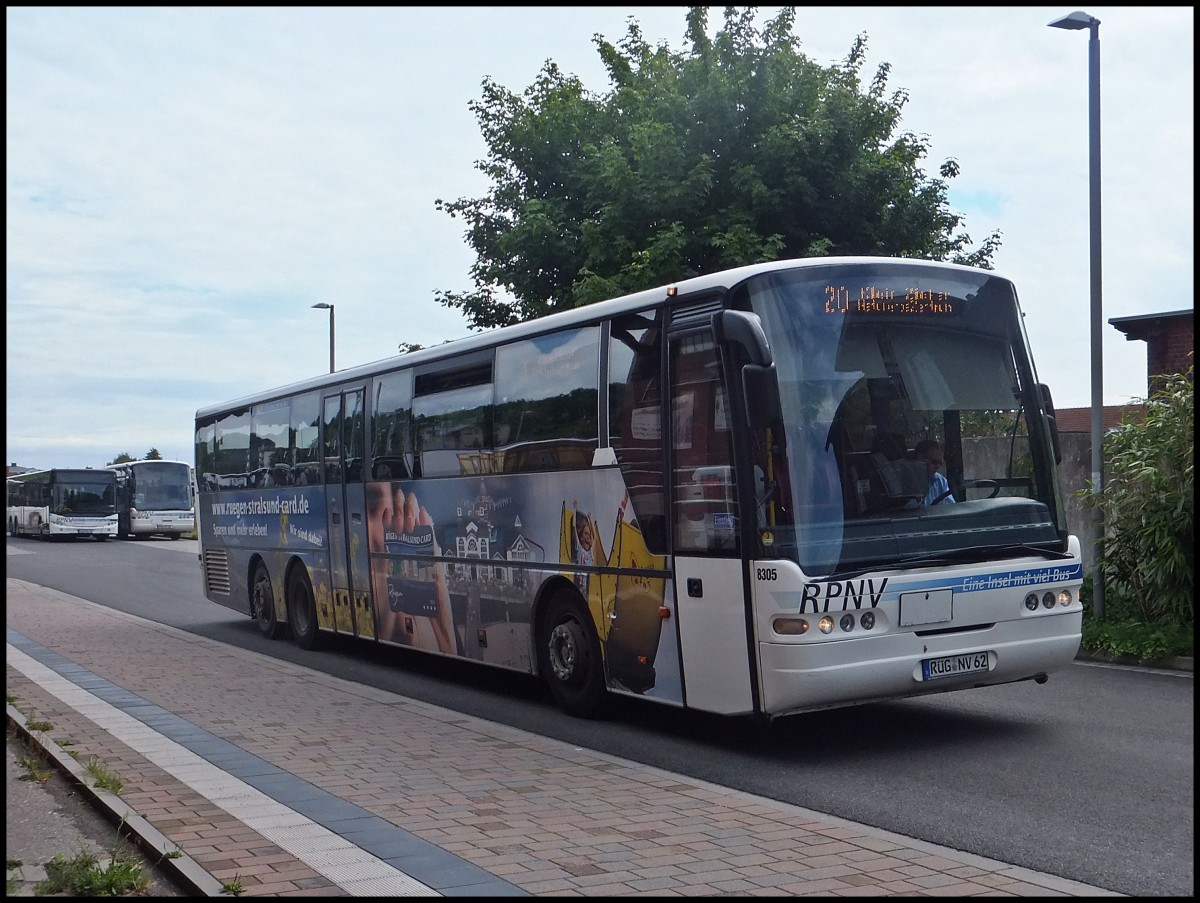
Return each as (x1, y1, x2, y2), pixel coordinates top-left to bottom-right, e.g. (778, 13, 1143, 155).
(538, 589, 609, 719)
(251, 560, 284, 639)
(285, 563, 326, 651)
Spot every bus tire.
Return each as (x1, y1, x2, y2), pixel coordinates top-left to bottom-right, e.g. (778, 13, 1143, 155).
(251, 562, 284, 639)
(539, 591, 608, 719)
(286, 566, 325, 651)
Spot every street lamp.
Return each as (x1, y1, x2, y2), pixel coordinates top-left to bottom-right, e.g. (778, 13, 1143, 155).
(1049, 10, 1104, 618)
(312, 303, 335, 373)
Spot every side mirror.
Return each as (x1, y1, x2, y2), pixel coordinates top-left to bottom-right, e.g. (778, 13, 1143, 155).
(1039, 383, 1062, 465)
(743, 364, 781, 429)
(712, 310, 772, 368)
(712, 310, 780, 428)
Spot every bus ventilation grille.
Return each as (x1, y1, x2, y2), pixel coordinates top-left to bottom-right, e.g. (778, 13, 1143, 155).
(203, 549, 231, 595)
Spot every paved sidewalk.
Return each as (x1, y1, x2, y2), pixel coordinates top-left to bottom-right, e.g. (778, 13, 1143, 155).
(6, 577, 1120, 897)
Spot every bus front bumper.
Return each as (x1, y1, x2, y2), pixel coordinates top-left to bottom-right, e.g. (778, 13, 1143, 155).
(757, 611, 1082, 717)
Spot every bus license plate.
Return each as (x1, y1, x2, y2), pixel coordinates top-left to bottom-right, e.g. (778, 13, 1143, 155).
(922, 651, 991, 681)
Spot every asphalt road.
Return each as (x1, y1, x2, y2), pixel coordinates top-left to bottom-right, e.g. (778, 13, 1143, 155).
(5, 534, 1194, 897)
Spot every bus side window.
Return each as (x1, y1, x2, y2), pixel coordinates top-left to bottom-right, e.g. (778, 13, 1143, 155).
(670, 329, 738, 553)
(609, 311, 667, 554)
(370, 370, 413, 480)
(322, 395, 343, 484)
(493, 328, 600, 474)
(291, 392, 322, 486)
(214, 408, 251, 490)
(412, 357, 494, 478)
(345, 390, 365, 483)
(252, 399, 292, 487)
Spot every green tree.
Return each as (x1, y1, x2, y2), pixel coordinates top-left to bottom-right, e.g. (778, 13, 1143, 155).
(107, 449, 163, 465)
(436, 6, 1001, 329)
(1087, 364, 1194, 628)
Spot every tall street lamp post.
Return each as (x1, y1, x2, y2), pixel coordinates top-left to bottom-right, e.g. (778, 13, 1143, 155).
(1048, 10, 1104, 618)
(312, 303, 335, 373)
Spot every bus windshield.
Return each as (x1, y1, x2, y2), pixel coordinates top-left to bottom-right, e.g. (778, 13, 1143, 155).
(742, 261, 1065, 578)
(52, 476, 117, 516)
(129, 461, 193, 510)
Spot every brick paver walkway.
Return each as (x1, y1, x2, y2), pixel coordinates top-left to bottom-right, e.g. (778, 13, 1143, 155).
(6, 577, 1118, 897)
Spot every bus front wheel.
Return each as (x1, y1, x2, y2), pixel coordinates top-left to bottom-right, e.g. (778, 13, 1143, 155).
(286, 567, 325, 650)
(539, 592, 608, 719)
(252, 562, 284, 639)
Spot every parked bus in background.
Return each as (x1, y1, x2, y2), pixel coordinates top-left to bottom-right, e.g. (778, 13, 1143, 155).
(194, 256, 1083, 720)
(107, 459, 196, 540)
(7, 467, 118, 540)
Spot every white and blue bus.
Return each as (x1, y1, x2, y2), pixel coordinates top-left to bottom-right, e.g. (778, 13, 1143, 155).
(107, 459, 196, 539)
(7, 467, 119, 540)
(194, 257, 1083, 719)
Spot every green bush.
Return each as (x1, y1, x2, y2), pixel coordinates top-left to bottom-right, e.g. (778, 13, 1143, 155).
(1083, 365, 1194, 632)
(1080, 576, 1194, 661)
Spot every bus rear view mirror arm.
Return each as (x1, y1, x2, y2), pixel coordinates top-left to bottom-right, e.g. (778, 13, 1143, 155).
(713, 309, 773, 368)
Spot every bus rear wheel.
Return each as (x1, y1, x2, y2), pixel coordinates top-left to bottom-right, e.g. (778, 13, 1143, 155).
(539, 592, 608, 719)
(286, 566, 325, 650)
(252, 562, 284, 639)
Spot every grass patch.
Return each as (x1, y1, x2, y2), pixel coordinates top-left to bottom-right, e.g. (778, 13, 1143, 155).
(221, 873, 245, 895)
(82, 757, 124, 794)
(18, 753, 53, 783)
(34, 842, 149, 897)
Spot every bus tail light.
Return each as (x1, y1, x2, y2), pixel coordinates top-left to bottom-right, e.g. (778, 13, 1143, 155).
(773, 617, 809, 635)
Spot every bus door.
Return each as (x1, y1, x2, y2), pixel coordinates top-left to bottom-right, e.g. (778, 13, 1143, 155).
(667, 319, 755, 715)
(321, 388, 376, 639)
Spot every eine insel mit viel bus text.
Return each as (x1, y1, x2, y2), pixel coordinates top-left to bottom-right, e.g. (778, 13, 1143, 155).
(193, 256, 1083, 720)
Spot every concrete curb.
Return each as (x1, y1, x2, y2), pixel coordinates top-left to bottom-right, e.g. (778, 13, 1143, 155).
(6, 703, 227, 897)
(1075, 651, 1193, 672)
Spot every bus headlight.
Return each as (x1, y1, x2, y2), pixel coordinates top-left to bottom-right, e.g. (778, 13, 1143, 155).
(818, 616, 835, 634)
(839, 613, 855, 633)
(1058, 589, 1074, 606)
(1042, 591, 1056, 609)
(860, 611, 876, 630)
(1024, 593, 1040, 612)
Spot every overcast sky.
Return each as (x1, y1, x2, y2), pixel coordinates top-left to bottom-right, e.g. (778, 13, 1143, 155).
(6, 6, 1193, 469)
